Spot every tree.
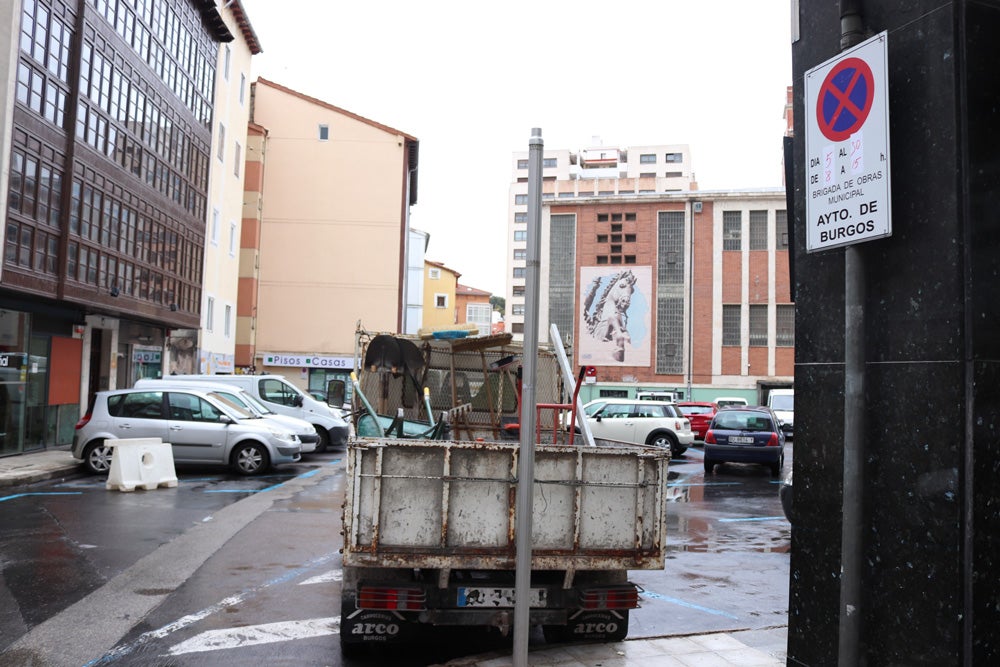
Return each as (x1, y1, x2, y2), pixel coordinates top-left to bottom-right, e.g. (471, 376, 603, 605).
(489, 296, 505, 313)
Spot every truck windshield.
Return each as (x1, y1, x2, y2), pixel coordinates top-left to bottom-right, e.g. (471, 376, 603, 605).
(770, 395, 794, 411)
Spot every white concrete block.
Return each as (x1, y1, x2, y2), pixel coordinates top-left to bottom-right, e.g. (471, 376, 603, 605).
(106, 438, 178, 492)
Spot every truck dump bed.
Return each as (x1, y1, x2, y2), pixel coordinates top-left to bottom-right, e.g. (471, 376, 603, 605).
(342, 438, 669, 572)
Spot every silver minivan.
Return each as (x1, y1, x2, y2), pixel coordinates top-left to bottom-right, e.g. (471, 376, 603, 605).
(72, 388, 302, 476)
(133, 378, 320, 454)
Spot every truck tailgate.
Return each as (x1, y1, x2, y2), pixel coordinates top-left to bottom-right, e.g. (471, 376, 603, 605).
(342, 438, 668, 571)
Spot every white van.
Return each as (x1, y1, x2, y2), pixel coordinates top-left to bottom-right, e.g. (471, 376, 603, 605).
(134, 378, 320, 454)
(165, 374, 350, 452)
(636, 390, 676, 403)
(767, 388, 794, 438)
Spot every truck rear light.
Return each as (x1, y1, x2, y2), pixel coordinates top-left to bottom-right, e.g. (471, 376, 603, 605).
(766, 433, 780, 447)
(704, 430, 716, 444)
(359, 586, 426, 611)
(581, 585, 640, 610)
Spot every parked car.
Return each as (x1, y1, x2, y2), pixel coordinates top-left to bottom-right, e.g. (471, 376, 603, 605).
(714, 396, 749, 409)
(780, 470, 794, 522)
(575, 398, 694, 457)
(703, 406, 785, 476)
(72, 388, 302, 476)
(134, 378, 320, 454)
(676, 401, 718, 441)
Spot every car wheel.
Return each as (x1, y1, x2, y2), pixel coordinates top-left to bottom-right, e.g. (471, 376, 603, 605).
(647, 432, 681, 456)
(232, 442, 270, 476)
(314, 427, 330, 453)
(83, 440, 113, 475)
(770, 456, 783, 478)
(704, 458, 715, 474)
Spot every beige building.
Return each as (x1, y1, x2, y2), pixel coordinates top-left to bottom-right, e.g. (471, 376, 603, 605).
(455, 284, 493, 336)
(236, 79, 419, 395)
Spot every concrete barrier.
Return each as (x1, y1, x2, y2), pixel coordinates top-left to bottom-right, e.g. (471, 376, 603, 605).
(106, 438, 178, 492)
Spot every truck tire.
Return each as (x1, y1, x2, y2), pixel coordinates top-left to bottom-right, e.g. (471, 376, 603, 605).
(314, 427, 330, 453)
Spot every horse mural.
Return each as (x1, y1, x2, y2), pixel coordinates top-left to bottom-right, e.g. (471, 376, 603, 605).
(583, 269, 638, 363)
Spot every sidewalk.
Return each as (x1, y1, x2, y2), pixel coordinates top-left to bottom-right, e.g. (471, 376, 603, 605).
(0, 446, 80, 489)
(0, 448, 788, 665)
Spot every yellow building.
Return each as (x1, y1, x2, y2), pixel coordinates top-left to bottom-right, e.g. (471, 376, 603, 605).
(422, 261, 460, 331)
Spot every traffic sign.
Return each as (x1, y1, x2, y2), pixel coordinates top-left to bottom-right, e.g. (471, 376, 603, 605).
(805, 32, 891, 252)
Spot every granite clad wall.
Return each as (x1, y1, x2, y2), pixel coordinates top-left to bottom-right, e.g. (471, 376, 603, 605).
(789, 1, 1000, 664)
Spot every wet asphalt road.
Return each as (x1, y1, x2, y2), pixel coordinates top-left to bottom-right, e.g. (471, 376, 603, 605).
(0, 442, 791, 666)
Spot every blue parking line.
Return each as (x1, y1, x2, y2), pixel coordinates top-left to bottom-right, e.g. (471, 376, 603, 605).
(718, 516, 786, 523)
(640, 590, 740, 620)
(203, 462, 337, 494)
(0, 492, 83, 503)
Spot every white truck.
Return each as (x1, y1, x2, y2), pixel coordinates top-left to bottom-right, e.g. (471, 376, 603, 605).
(337, 331, 669, 653)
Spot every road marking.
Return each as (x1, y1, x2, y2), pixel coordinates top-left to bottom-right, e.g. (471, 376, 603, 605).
(0, 492, 82, 503)
(166, 617, 340, 655)
(299, 570, 341, 585)
(89, 552, 337, 665)
(640, 590, 740, 620)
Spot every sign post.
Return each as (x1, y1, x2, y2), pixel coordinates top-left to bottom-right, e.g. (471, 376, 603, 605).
(805, 31, 891, 252)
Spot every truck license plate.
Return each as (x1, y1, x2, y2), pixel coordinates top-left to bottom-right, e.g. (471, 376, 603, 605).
(457, 587, 547, 608)
(730, 436, 755, 444)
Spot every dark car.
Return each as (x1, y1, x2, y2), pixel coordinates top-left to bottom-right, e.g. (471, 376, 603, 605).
(780, 470, 793, 522)
(703, 406, 785, 477)
(676, 401, 718, 441)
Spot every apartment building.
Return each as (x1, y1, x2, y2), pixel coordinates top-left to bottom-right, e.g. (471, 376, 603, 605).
(0, 0, 238, 455)
(237, 79, 419, 398)
(506, 143, 792, 400)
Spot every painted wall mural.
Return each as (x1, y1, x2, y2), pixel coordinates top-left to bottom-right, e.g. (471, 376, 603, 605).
(579, 266, 652, 366)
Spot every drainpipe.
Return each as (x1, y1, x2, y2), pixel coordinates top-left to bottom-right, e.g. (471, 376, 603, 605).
(839, 2, 866, 666)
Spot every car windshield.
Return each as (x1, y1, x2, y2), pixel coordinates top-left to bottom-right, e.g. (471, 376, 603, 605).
(681, 405, 714, 415)
(713, 411, 774, 432)
(207, 392, 255, 419)
(770, 395, 794, 411)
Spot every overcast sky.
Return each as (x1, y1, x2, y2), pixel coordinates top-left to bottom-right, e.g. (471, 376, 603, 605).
(238, 1, 794, 295)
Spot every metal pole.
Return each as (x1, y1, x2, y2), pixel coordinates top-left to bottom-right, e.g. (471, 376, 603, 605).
(838, 3, 865, 666)
(513, 127, 543, 666)
(687, 199, 695, 401)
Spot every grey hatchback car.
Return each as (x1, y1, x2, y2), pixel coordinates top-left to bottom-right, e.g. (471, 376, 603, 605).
(72, 388, 302, 476)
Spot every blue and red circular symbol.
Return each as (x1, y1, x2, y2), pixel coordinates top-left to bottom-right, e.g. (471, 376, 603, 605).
(816, 57, 874, 142)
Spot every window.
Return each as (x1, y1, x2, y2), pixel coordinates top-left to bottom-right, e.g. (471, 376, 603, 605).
(777, 304, 795, 346)
(512, 304, 525, 316)
(223, 46, 231, 80)
(514, 230, 527, 242)
(229, 221, 237, 255)
(233, 142, 241, 177)
(640, 153, 656, 164)
(749, 210, 768, 250)
(749, 305, 768, 346)
(513, 249, 526, 260)
(640, 172, 656, 178)
(429, 267, 440, 279)
(513, 267, 526, 278)
(776, 210, 789, 250)
(723, 305, 741, 346)
(224, 304, 232, 338)
(597, 214, 608, 222)
(239, 74, 246, 105)
(211, 208, 219, 245)
(434, 293, 448, 308)
(217, 123, 225, 161)
(665, 152, 683, 162)
(511, 323, 524, 334)
(206, 296, 215, 332)
(543, 157, 557, 168)
(319, 124, 329, 141)
(514, 212, 527, 223)
(512, 286, 525, 297)
(467, 303, 491, 334)
(259, 379, 299, 406)
(514, 194, 527, 205)
(723, 211, 742, 251)
(517, 159, 528, 169)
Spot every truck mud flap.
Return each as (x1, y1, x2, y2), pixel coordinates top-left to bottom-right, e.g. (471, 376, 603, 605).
(546, 609, 629, 643)
(340, 595, 416, 647)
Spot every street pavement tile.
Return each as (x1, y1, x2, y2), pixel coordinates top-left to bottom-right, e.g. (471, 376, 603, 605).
(713, 648, 782, 666)
(690, 633, 750, 651)
(648, 636, 710, 654)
